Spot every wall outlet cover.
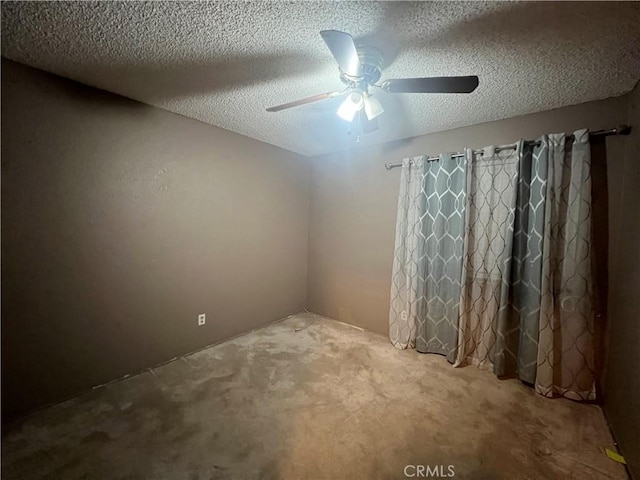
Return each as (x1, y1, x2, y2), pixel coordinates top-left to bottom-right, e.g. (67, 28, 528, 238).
(198, 313, 206, 326)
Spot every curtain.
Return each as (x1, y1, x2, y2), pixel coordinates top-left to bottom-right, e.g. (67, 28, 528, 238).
(389, 156, 425, 349)
(536, 130, 595, 400)
(389, 129, 597, 401)
(500, 138, 549, 384)
(389, 154, 466, 361)
(454, 144, 521, 370)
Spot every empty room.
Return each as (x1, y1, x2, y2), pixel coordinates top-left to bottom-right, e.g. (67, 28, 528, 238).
(2, 1, 639, 479)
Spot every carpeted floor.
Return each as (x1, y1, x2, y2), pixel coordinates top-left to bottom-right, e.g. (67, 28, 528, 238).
(1, 313, 627, 479)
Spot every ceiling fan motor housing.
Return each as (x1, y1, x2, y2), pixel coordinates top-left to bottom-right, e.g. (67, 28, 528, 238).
(340, 45, 383, 87)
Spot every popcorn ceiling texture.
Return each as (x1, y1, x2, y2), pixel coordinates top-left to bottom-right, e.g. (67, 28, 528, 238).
(2, 1, 640, 156)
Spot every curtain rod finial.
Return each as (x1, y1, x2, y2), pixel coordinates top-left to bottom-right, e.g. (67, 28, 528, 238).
(616, 124, 631, 136)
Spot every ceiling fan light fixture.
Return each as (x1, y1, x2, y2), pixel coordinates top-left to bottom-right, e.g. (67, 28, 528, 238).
(363, 94, 384, 120)
(337, 91, 364, 121)
(265, 29, 480, 132)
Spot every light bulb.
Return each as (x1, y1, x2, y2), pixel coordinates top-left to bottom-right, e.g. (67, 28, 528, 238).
(337, 91, 364, 122)
(363, 94, 384, 120)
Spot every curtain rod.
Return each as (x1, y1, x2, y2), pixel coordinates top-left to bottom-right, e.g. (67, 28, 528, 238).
(384, 125, 631, 170)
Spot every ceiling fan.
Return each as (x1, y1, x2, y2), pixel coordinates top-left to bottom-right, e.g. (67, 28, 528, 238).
(266, 30, 479, 133)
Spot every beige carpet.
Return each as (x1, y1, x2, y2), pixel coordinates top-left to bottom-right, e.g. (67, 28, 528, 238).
(1, 313, 627, 479)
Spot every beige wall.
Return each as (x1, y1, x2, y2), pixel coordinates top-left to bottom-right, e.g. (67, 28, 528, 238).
(604, 82, 640, 477)
(1, 59, 310, 420)
(308, 95, 629, 334)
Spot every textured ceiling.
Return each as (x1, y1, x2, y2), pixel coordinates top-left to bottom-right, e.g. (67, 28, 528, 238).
(2, 1, 640, 156)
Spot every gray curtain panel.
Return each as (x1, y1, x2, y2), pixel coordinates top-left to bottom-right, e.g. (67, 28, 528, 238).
(417, 153, 466, 361)
(494, 138, 549, 383)
(389, 154, 466, 361)
(454, 145, 520, 370)
(536, 130, 596, 401)
(389, 157, 427, 349)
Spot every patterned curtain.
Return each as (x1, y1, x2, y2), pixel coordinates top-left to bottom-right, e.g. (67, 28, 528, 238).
(389, 157, 426, 349)
(497, 138, 549, 384)
(389, 154, 466, 361)
(536, 130, 595, 401)
(389, 129, 597, 401)
(418, 153, 466, 362)
(454, 144, 521, 370)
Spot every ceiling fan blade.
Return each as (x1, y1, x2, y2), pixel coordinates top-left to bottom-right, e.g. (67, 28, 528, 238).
(320, 30, 363, 78)
(381, 76, 479, 94)
(266, 91, 342, 112)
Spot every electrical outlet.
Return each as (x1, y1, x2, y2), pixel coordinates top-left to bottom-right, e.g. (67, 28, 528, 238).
(198, 313, 206, 326)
